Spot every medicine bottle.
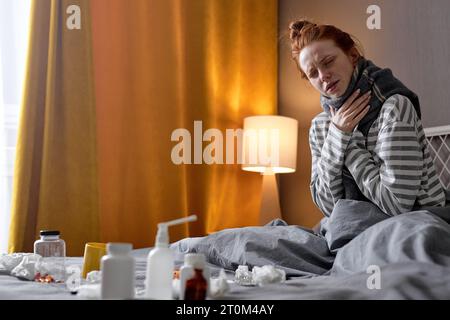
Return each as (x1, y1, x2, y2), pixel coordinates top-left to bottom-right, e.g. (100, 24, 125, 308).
(179, 253, 210, 300)
(34, 230, 66, 257)
(33, 230, 66, 282)
(100, 243, 135, 300)
(144, 215, 197, 300)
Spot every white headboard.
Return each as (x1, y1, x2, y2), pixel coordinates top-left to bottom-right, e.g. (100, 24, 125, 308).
(424, 125, 450, 190)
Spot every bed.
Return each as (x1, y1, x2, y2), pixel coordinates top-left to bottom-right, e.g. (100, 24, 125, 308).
(1, 125, 450, 300)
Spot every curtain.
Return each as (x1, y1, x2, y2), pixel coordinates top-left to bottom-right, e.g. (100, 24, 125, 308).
(8, 0, 100, 256)
(9, 0, 278, 256)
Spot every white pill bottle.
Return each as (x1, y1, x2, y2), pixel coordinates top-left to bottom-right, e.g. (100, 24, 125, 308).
(100, 243, 135, 299)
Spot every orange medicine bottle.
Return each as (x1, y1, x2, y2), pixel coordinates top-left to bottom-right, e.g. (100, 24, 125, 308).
(185, 269, 207, 300)
(179, 253, 210, 300)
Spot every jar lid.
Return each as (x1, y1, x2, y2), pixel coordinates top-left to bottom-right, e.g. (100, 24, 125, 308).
(40, 230, 60, 236)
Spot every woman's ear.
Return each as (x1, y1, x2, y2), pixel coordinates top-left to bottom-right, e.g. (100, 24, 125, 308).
(349, 47, 360, 66)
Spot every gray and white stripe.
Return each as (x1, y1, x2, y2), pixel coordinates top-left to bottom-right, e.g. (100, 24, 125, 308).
(309, 94, 445, 217)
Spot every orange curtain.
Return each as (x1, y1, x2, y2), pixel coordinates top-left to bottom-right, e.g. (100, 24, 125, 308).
(8, 0, 100, 255)
(91, 0, 278, 248)
(9, 0, 277, 255)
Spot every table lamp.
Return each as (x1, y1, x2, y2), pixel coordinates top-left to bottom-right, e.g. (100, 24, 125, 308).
(242, 115, 298, 225)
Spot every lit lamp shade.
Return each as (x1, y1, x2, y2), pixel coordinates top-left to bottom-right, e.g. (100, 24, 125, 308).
(242, 115, 298, 174)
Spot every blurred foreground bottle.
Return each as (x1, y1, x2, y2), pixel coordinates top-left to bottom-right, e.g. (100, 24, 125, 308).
(180, 253, 209, 300)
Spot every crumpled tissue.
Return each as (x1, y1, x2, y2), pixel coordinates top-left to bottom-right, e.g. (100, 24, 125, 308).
(252, 265, 286, 286)
(0, 253, 42, 281)
(209, 269, 230, 297)
(11, 254, 42, 280)
(234, 265, 286, 287)
(0, 253, 39, 275)
(234, 265, 254, 286)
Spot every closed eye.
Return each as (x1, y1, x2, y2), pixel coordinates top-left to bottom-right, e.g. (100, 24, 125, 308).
(308, 70, 318, 78)
(324, 58, 335, 66)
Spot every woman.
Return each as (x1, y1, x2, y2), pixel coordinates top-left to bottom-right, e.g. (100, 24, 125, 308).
(288, 20, 445, 217)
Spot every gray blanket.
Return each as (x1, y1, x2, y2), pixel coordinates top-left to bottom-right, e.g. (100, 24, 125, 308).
(172, 199, 450, 275)
(170, 199, 450, 299)
(2, 199, 450, 299)
(172, 220, 333, 277)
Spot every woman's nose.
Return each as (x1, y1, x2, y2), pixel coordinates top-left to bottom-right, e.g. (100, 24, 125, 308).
(318, 69, 331, 82)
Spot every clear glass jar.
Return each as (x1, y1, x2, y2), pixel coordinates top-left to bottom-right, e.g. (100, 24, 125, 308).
(34, 230, 66, 257)
(33, 230, 66, 283)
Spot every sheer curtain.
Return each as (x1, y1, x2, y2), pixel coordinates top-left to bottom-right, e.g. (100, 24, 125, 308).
(0, 0, 31, 253)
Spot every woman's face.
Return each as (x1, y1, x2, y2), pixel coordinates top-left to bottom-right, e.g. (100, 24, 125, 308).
(299, 39, 359, 98)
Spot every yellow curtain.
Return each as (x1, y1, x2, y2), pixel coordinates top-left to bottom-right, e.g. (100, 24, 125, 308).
(8, 0, 100, 255)
(9, 0, 277, 255)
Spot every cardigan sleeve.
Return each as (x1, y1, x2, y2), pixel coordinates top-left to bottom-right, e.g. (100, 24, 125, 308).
(309, 118, 352, 217)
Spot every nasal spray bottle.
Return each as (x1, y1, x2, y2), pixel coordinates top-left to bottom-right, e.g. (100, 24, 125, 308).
(144, 215, 197, 299)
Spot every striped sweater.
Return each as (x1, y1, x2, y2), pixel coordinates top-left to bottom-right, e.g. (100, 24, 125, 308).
(309, 94, 446, 217)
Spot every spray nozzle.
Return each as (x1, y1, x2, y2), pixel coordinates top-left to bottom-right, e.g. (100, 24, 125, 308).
(155, 215, 197, 247)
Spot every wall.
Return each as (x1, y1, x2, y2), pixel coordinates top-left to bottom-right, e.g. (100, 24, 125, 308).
(278, 0, 450, 227)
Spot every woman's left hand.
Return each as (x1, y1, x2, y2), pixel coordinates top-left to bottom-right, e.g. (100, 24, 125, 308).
(329, 89, 371, 132)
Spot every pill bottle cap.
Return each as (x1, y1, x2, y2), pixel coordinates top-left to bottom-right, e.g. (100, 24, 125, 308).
(184, 253, 206, 269)
(40, 230, 60, 236)
(107, 243, 132, 255)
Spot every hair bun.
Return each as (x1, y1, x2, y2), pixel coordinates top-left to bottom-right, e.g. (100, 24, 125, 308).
(289, 20, 316, 39)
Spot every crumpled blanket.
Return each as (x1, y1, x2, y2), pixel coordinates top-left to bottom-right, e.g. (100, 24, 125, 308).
(170, 199, 450, 278)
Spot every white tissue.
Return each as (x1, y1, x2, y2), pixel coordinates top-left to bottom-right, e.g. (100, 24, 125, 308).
(234, 265, 255, 286)
(0, 253, 37, 274)
(252, 265, 286, 286)
(210, 269, 230, 297)
(234, 265, 286, 287)
(10, 254, 42, 280)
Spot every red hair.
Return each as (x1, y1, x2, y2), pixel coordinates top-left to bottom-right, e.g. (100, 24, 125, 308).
(288, 19, 364, 79)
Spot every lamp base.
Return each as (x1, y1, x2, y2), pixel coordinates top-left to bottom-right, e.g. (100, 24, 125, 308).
(259, 173, 282, 225)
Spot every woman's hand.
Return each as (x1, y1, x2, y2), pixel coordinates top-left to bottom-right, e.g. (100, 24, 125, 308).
(330, 89, 371, 133)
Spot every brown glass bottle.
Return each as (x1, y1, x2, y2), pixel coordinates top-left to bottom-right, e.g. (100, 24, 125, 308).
(184, 268, 207, 300)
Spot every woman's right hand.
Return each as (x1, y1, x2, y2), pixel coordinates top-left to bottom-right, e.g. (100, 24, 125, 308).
(330, 89, 372, 133)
